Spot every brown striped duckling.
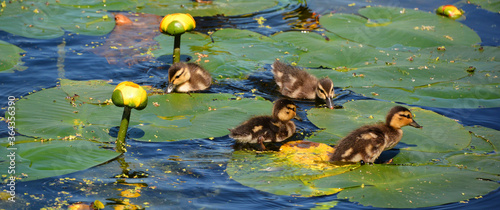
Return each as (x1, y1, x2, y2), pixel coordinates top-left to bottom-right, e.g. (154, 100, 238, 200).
(166, 62, 212, 93)
(330, 106, 422, 164)
(229, 98, 299, 150)
(271, 60, 335, 109)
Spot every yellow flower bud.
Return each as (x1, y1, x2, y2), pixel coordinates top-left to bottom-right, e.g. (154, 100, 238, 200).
(436, 5, 463, 19)
(112, 81, 148, 110)
(159, 13, 196, 36)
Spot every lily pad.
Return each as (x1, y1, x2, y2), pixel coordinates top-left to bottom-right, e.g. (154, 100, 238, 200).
(0, 136, 120, 182)
(226, 141, 360, 197)
(447, 153, 500, 175)
(307, 100, 471, 153)
(469, 0, 500, 13)
(272, 31, 471, 86)
(7, 79, 272, 142)
(320, 7, 481, 48)
(0, 0, 114, 39)
(349, 45, 500, 108)
(59, 0, 295, 17)
(313, 164, 499, 208)
(136, 0, 293, 17)
(0, 40, 26, 72)
(154, 29, 300, 80)
(137, 93, 272, 141)
(227, 140, 500, 208)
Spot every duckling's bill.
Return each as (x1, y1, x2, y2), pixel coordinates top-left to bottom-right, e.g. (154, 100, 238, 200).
(325, 97, 334, 109)
(166, 83, 175, 93)
(409, 120, 422, 128)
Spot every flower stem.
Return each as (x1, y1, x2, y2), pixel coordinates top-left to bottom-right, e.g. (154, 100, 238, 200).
(173, 34, 181, 64)
(116, 106, 132, 153)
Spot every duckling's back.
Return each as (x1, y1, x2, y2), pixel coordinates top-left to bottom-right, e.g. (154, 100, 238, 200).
(186, 63, 212, 90)
(272, 60, 318, 100)
(229, 116, 281, 143)
(330, 124, 395, 163)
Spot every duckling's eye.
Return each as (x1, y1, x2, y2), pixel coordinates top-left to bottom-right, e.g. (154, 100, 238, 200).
(400, 114, 411, 119)
(175, 75, 180, 79)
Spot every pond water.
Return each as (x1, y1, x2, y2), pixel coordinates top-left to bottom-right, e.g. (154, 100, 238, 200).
(1, 0, 499, 209)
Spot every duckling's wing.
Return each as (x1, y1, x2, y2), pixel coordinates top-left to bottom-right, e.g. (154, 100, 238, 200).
(186, 63, 212, 91)
(271, 61, 318, 99)
(331, 126, 386, 163)
(229, 116, 276, 143)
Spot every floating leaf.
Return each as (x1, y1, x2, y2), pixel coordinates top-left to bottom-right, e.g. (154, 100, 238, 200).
(313, 164, 499, 208)
(272, 31, 471, 89)
(0, 136, 119, 182)
(8, 80, 272, 142)
(307, 100, 471, 153)
(447, 153, 500, 175)
(469, 0, 500, 13)
(137, 93, 272, 141)
(154, 29, 300, 80)
(0, 0, 114, 39)
(226, 141, 360, 197)
(0, 40, 26, 72)
(349, 45, 500, 108)
(320, 7, 480, 48)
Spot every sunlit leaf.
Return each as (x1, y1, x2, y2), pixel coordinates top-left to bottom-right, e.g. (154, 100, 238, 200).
(154, 29, 300, 80)
(0, 40, 26, 72)
(0, 136, 119, 182)
(306, 100, 471, 153)
(0, 0, 114, 39)
(226, 141, 360, 197)
(313, 164, 499, 208)
(469, 0, 500, 13)
(8, 80, 272, 142)
(320, 7, 481, 48)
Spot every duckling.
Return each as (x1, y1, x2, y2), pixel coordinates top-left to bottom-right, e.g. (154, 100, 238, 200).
(229, 98, 299, 150)
(166, 62, 212, 93)
(330, 106, 422, 164)
(271, 60, 335, 109)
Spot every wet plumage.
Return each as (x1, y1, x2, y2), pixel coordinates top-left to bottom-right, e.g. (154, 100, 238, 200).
(271, 60, 335, 109)
(166, 62, 212, 93)
(229, 99, 298, 150)
(330, 106, 422, 164)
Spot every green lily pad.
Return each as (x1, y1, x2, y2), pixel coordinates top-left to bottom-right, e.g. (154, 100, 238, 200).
(0, 40, 26, 72)
(0, 0, 114, 39)
(57, 0, 294, 17)
(154, 29, 300, 80)
(7, 79, 272, 142)
(447, 153, 500, 175)
(0, 136, 119, 182)
(226, 150, 360, 197)
(313, 164, 499, 208)
(136, 0, 292, 17)
(467, 125, 500, 151)
(349, 45, 500, 108)
(391, 125, 500, 165)
(137, 93, 272, 141)
(469, 0, 500, 13)
(272, 31, 471, 86)
(320, 7, 481, 48)
(307, 100, 471, 153)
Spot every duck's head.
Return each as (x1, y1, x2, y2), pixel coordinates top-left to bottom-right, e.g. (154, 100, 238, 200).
(166, 62, 191, 93)
(272, 98, 298, 122)
(386, 106, 422, 129)
(316, 78, 335, 109)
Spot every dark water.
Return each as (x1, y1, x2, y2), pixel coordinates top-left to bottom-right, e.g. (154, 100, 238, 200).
(1, 0, 499, 209)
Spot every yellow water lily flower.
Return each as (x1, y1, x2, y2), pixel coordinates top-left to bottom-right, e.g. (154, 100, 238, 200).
(112, 81, 148, 110)
(159, 13, 196, 36)
(436, 5, 464, 19)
